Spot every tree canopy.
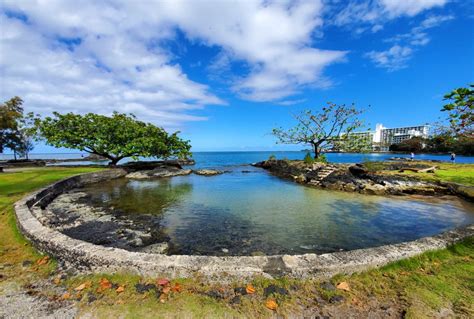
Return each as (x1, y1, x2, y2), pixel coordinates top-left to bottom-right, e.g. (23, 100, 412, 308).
(272, 102, 365, 158)
(442, 84, 473, 137)
(1, 96, 35, 158)
(35, 112, 191, 165)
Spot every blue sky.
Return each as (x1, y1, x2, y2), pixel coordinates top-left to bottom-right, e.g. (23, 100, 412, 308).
(1, 0, 473, 153)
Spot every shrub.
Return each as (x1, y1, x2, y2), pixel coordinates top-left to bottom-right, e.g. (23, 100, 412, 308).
(268, 154, 276, 161)
(304, 152, 314, 164)
(315, 154, 328, 164)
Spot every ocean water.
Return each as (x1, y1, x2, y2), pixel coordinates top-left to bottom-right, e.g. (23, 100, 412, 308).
(80, 163, 474, 256)
(2, 151, 473, 167)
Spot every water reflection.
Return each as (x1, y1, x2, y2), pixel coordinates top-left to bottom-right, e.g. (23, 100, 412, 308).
(80, 171, 474, 255)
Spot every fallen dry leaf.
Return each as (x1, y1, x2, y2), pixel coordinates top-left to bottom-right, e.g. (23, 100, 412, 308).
(74, 281, 91, 291)
(98, 278, 112, 291)
(162, 286, 171, 294)
(116, 285, 125, 293)
(157, 278, 170, 286)
(61, 292, 71, 300)
(336, 282, 350, 292)
(171, 283, 182, 293)
(246, 284, 256, 294)
(53, 277, 61, 285)
(265, 299, 278, 310)
(36, 256, 49, 266)
(351, 297, 362, 306)
(116, 299, 125, 305)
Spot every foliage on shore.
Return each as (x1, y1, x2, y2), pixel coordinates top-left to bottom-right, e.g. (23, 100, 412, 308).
(33, 112, 191, 166)
(389, 135, 473, 155)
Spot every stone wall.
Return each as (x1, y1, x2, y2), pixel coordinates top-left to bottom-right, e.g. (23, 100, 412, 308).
(15, 169, 474, 280)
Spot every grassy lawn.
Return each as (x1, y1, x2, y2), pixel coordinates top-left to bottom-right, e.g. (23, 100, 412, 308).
(376, 161, 474, 186)
(1, 167, 473, 318)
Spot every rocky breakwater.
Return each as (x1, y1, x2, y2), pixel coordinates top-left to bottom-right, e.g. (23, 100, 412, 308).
(125, 163, 192, 179)
(253, 159, 453, 197)
(193, 169, 224, 176)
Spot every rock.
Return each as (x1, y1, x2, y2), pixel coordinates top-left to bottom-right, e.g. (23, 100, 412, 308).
(443, 182, 474, 201)
(221, 248, 229, 253)
(312, 163, 325, 170)
(320, 282, 336, 291)
(294, 174, 307, 183)
(206, 290, 225, 299)
(126, 167, 192, 179)
(325, 181, 345, 191)
(349, 165, 369, 177)
(363, 183, 386, 195)
(139, 242, 168, 254)
(329, 295, 344, 303)
(230, 296, 241, 304)
(193, 169, 224, 176)
(343, 183, 357, 192)
(264, 285, 289, 297)
(87, 293, 98, 303)
(135, 283, 157, 294)
(234, 287, 247, 295)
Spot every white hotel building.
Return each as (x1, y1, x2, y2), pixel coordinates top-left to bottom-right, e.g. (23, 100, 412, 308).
(343, 123, 430, 151)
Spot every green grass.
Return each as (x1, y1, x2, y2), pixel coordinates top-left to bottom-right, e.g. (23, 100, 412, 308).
(0, 167, 104, 282)
(1, 167, 473, 318)
(380, 161, 474, 186)
(345, 237, 474, 318)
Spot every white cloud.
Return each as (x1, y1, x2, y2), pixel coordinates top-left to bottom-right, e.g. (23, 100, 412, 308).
(365, 45, 413, 71)
(276, 99, 307, 106)
(0, 4, 224, 129)
(330, 0, 449, 32)
(0, 0, 347, 114)
(157, 0, 346, 101)
(0, 0, 455, 115)
(367, 14, 453, 70)
(381, 0, 448, 17)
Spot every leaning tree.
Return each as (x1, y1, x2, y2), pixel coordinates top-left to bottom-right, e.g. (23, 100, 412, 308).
(272, 102, 365, 159)
(35, 112, 191, 165)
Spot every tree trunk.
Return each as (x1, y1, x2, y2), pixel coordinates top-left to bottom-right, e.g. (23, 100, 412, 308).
(108, 158, 120, 166)
(13, 151, 17, 161)
(108, 156, 124, 166)
(313, 144, 319, 159)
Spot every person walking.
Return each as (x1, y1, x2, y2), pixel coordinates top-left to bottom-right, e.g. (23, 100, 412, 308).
(450, 152, 456, 163)
(410, 152, 415, 161)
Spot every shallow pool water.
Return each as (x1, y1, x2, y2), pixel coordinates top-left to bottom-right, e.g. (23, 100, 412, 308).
(80, 166, 474, 255)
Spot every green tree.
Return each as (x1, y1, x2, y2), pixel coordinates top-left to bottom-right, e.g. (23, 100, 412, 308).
(0, 96, 24, 153)
(389, 137, 425, 152)
(337, 132, 373, 153)
(442, 84, 473, 136)
(272, 102, 365, 159)
(35, 112, 191, 166)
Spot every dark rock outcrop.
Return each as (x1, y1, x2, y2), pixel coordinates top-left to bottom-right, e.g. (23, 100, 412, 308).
(126, 166, 192, 179)
(193, 169, 224, 176)
(254, 160, 453, 197)
(348, 164, 368, 177)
